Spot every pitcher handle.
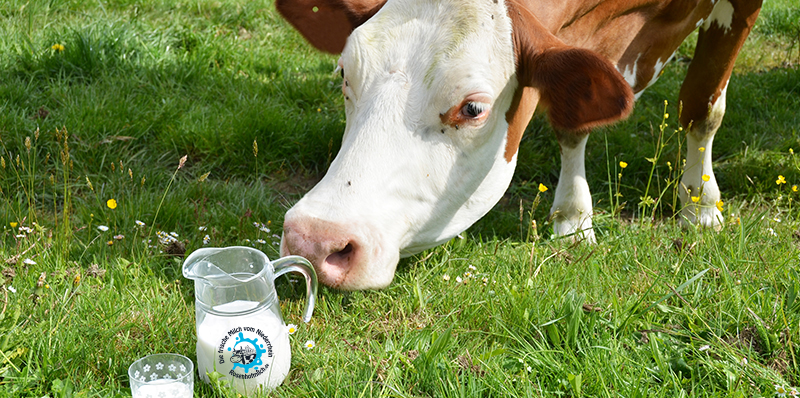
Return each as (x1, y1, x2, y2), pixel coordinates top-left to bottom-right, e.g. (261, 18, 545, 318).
(272, 256, 318, 323)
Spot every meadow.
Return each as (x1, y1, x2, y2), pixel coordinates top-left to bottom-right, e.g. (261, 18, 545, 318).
(0, 0, 799, 396)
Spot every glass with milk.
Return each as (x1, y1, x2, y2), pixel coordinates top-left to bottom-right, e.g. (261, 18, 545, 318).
(128, 353, 193, 398)
(183, 247, 317, 396)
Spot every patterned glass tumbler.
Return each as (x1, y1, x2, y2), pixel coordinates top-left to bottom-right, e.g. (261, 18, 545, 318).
(129, 353, 194, 398)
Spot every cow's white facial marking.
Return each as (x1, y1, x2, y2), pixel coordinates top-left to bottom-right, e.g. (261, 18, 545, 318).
(282, 0, 519, 290)
(703, 0, 734, 33)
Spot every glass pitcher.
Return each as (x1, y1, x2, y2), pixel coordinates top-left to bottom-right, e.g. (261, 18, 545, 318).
(182, 246, 317, 395)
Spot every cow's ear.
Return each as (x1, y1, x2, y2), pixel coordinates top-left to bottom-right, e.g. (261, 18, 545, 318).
(507, 0, 633, 131)
(276, 0, 386, 54)
(525, 47, 634, 131)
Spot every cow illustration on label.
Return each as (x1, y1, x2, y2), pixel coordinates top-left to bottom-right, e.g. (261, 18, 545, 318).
(228, 332, 268, 375)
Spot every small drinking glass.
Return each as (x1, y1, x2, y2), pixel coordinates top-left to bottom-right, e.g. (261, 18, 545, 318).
(128, 353, 194, 398)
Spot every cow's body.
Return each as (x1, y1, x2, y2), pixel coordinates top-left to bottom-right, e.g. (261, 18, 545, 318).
(278, 0, 762, 290)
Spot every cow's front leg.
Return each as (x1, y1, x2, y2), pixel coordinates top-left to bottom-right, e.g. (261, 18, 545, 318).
(678, 83, 727, 229)
(676, 0, 763, 228)
(679, 114, 723, 229)
(550, 133, 595, 243)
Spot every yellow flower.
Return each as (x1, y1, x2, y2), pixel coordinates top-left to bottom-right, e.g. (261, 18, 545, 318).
(538, 183, 548, 193)
(10, 222, 18, 228)
(793, 185, 798, 193)
(51, 43, 64, 52)
(716, 200, 724, 212)
(106, 199, 117, 209)
(691, 196, 700, 203)
(698, 147, 705, 152)
(790, 148, 794, 155)
(619, 161, 628, 169)
(776, 175, 787, 185)
(702, 174, 710, 182)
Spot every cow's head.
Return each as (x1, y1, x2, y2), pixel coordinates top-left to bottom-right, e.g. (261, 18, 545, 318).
(279, 0, 633, 290)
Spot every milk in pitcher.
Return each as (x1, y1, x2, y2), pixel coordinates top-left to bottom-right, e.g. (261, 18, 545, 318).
(196, 300, 290, 394)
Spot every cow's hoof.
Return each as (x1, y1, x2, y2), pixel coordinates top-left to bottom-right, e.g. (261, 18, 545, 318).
(680, 205, 724, 231)
(553, 218, 596, 244)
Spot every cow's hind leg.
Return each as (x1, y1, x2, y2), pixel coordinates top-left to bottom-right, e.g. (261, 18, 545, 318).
(678, 0, 761, 228)
(551, 133, 595, 243)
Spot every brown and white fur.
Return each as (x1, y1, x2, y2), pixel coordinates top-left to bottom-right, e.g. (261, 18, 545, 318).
(278, 0, 762, 290)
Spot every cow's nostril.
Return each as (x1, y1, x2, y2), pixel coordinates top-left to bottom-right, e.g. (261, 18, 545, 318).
(338, 243, 354, 256)
(325, 242, 355, 268)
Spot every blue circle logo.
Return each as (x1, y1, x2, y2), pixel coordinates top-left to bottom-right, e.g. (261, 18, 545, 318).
(227, 332, 267, 375)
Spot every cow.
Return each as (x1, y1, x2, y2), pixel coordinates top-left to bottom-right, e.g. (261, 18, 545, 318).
(277, 0, 762, 290)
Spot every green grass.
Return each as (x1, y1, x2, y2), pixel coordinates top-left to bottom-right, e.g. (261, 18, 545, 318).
(1, 0, 799, 397)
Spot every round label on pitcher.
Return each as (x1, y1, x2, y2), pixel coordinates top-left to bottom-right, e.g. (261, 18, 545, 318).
(217, 326, 275, 379)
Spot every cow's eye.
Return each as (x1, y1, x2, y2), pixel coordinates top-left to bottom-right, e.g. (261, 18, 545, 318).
(461, 102, 488, 119)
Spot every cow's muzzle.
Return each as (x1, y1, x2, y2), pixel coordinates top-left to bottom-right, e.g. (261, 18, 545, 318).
(281, 213, 393, 290)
